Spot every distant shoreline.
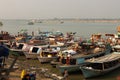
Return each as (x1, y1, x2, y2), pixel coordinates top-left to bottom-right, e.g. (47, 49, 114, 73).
(2, 19, 120, 23)
(43, 19, 120, 23)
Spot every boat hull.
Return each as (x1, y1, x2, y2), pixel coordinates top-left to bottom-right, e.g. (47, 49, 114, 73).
(24, 52, 40, 59)
(58, 65, 80, 73)
(58, 46, 111, 73)
(80, 64, 120, 78)
(37, 56, 58, 63)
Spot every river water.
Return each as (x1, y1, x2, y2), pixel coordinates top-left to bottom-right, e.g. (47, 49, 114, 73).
(0, 19, 119, 38)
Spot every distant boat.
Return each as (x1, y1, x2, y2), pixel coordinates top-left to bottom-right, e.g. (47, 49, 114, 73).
(37, 21, 42, 23)
(28, 21, 34, 25)
(28, 20, 35, 25)
(60, 21, 64, 24)
(80, 52, 120, 78)
(0, 22, 3, 26)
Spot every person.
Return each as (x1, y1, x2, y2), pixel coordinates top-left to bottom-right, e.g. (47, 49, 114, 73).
(66, 53, 71, 65)
(60, 54, 65, 64)
(47, 42, 50, 48)
(22, 74, 30, 80)
(63, 69, 69, 80)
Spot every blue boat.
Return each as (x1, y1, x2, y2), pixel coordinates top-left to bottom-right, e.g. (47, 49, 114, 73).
(80, 52, 120, 78)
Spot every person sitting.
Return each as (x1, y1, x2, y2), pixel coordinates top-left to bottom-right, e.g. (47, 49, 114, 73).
(66, 53, 71, 65)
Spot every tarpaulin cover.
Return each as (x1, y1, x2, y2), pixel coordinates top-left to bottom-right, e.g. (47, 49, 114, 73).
(0, 45, 9, 57)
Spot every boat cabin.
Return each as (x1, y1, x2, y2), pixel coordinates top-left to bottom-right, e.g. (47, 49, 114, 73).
(29, 46, 42, 54)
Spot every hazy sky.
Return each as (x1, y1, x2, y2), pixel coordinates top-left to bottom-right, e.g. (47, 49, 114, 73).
(0, 0, 120, 19)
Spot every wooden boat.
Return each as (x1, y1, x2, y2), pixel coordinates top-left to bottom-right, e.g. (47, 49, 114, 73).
(28, 36, 48, 45)
(24, 46, 41, 59)
(0, 21, 3, 26)
(37, 50, 59, 63)
(112, 45, 120, 52)
(0, 31, 15, 40)
(37, 43, 67, 64)
(37, 45, 62, 63)
(80, 52, 120, 78)
(10, 43, 25, 55)
(28, 21, 34, 25)
(57, 43, 112, 73)
(10, 43, 32, 55)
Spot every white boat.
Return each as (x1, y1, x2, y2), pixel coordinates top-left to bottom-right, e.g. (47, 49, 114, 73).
(37, 50, 59, 63)
(10, 42, 32, 50)
(10, 43, 31, 55)
(24, 46, 41, 59)
(37, 45, 61, 63)
(112, 45, 120, 52)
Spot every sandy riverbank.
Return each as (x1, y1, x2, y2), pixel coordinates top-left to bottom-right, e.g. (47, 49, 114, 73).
(5, 53, 63, 80)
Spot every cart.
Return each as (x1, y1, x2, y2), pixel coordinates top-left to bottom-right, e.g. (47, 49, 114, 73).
(0, 44, 19, 80)
(0, 55, 18, 80)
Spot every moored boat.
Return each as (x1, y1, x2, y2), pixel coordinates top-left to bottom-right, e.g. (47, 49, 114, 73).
(0, 21, 3, 26)
(10, 43, 32, 55)
(37, 49, 59, 63)
(24, 46, 41, 59)
(10, 43, 26, 55)
(80, 52, 120, 78)
(112, 45, 120, 52)
(57, 43, 112, 73)
(28, 21, 34, 25)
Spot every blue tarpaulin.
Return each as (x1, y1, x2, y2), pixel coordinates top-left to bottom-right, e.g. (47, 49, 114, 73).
(0, 45, 9, 57)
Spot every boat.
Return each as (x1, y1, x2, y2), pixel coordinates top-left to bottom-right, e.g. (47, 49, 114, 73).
(60, 21, 64, 24)
(24, 46, 41, 59)
(28, 21, 34, 25)
(0, 22, 3, 26)
(37, 51, 59, 63)
(0, 31, 15, 40)
(112, 45, 120, 52)
(10, 43, 32, 55)
(80, 52, 120, 78)
(10, 43, 25, 55)
(57, 43, 112, 73)
(37, 46, 61, 63)
(29, 36, 48, 45)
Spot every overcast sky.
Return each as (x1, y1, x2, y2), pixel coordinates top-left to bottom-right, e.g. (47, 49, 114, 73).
(0, 0, 120, 19)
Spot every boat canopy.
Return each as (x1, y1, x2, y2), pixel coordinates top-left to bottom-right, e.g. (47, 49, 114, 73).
(85, 52, 120, 63)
